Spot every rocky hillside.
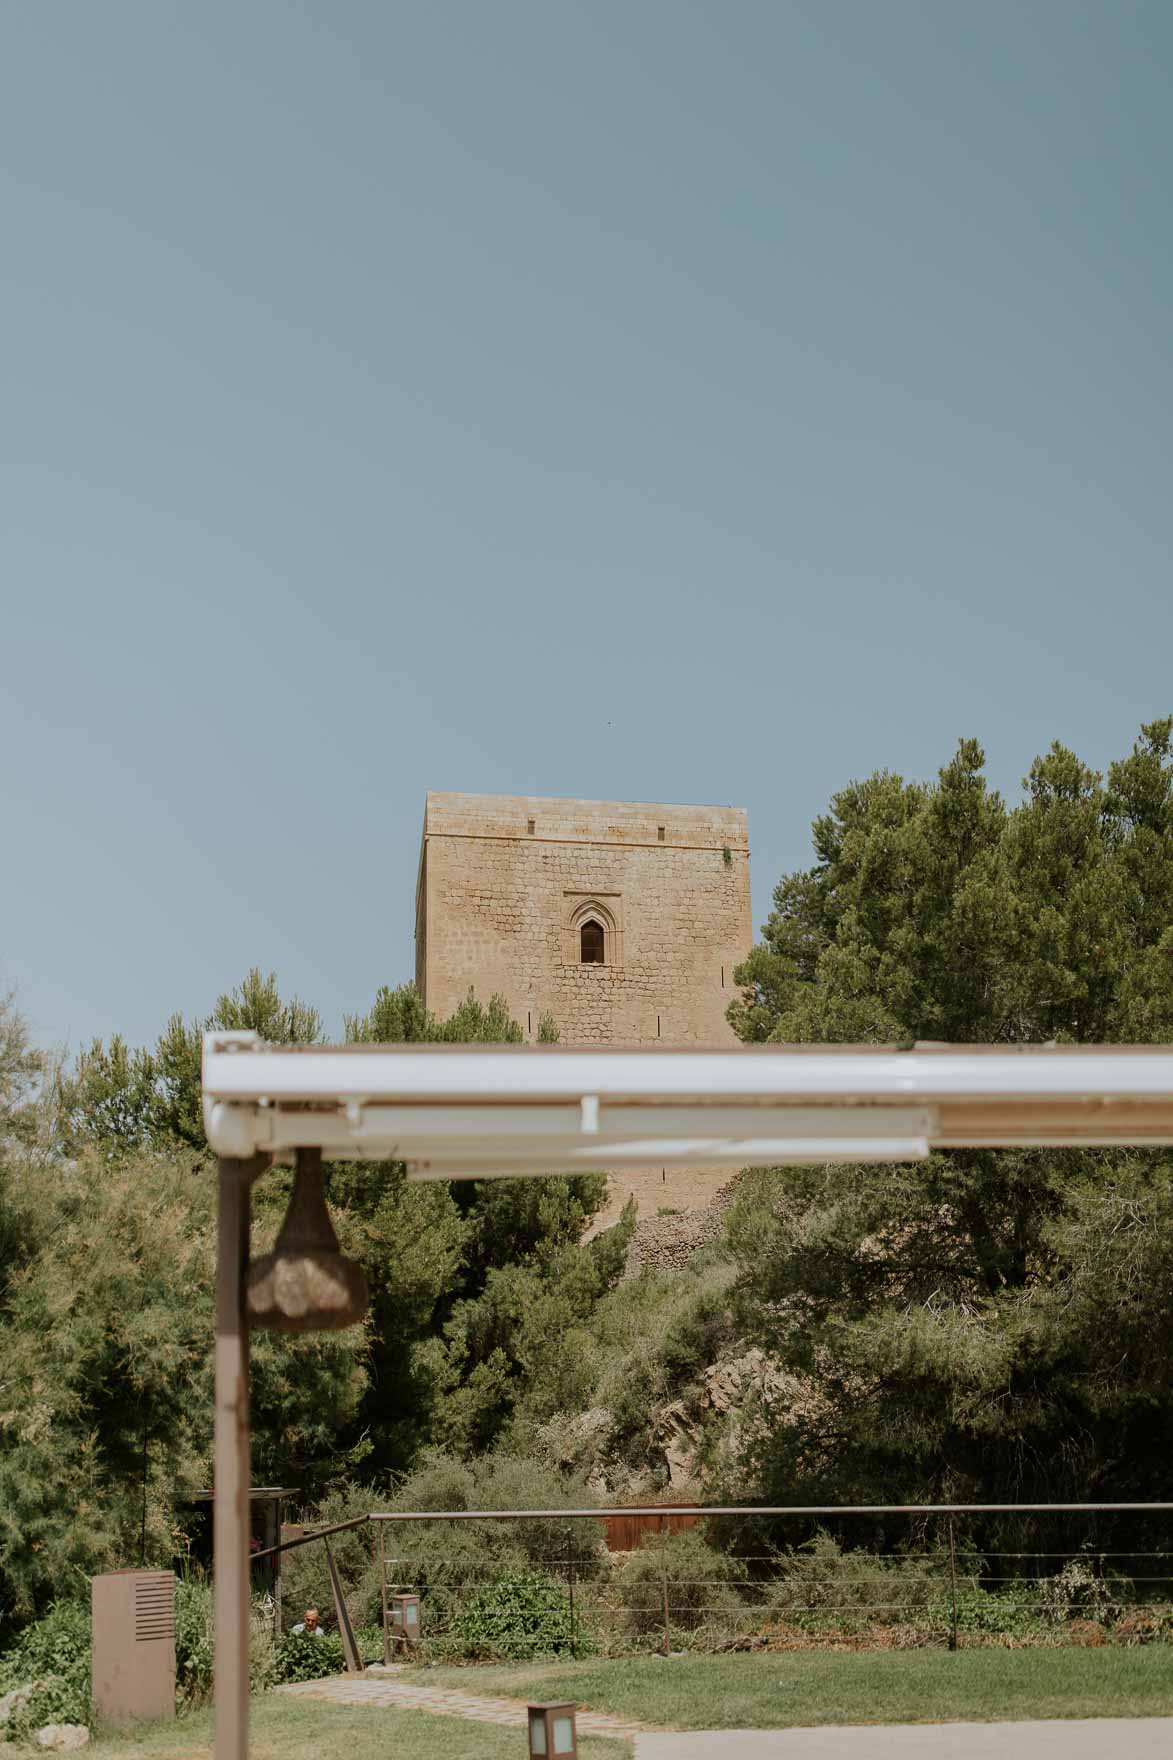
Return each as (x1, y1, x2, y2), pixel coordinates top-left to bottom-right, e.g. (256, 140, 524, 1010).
(527, 1174, 814, 1503)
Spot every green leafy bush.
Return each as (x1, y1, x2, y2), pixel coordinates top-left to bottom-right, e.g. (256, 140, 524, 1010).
(277, 1456, 604, 1652)
(174, 1578, 215, 1708)
(0, 1584, 278, 1739)
(450, 1572, 580, 1660)
(1038, 1559, 1123, 1628)
(272, 1631, 345, 1683)
(763, 1531, 944, 1630)
(367, 1450, 608, 1641)
(0, 1600, 91, 1739)
(614, 1531, 742, 1638)
(759, 1536, 1130, 1640)
(390, 1451, 605, 1572)
(933, 1582, 1044, 1637)
(574, 1258, 736, 1479)
(659, 1283, 737, 1393)
(172, 1577, 274, 1707)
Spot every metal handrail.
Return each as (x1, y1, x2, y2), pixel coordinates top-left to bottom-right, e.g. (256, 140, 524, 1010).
(249, 1500, 1173, 1560)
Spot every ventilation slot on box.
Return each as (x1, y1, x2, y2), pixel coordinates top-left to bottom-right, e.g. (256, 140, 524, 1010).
(134, 1578, 175, 1643)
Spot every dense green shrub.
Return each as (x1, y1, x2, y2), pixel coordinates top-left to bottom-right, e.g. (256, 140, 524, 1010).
(0, 1600, 91, 1739)
(763, 1531, 945, 1629)
(553, 1257, 735, 1483)
(369, 1450, 608, 1639)
(760, 1537, 1140, 1641)
(450, 1572, 581, 1660)
(389, 1450, 606, 1571)
(614, 1531, 742, 1637)
(659, 1282, 737, 1394)
(272, 1631, 345, 1682)
(935, 1559, 1131, 1639)
(277, 1455, 606, 1651)
(1038, 1559, 1124, 1628)
(932, 1582, 1044, 1638)
(172, 1577, 275, 1707)
(174, 1578, 215, 1708)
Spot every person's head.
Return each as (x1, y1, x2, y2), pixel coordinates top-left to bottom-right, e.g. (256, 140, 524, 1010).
(303, 1607, 320, 1632)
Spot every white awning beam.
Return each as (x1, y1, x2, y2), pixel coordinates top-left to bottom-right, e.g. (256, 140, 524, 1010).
(201, 1033, 1173, 1166)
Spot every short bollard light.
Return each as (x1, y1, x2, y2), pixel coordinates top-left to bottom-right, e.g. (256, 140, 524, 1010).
(527, 1702, 578, 1758)
(389, 1592, 421, 1650)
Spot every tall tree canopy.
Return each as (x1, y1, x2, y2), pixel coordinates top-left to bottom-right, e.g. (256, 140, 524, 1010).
(0, 978, 623, 1619)
(730, 720, 1173, 1046)
(726, 721, 1173, 1505)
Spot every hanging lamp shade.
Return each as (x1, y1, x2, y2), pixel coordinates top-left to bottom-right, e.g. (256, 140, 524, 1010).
(245, 1147, 368, 1331)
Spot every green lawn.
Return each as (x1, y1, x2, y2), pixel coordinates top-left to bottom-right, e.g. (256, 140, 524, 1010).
(406, 1647, 1173, 1729)
(81, 1697, 629, 1760)
(54, 1649, 1173, 1755)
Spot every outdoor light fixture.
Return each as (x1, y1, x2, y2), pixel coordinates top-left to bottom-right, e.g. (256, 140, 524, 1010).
(527, 1702, 578, 1758)
(244, 1147, 368, 1331)
(388, 1591, 421, 1650)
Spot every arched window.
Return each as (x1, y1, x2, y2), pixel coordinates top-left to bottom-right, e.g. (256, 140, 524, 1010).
(580, 919, 605, 964)
(565, 895, 621, 970)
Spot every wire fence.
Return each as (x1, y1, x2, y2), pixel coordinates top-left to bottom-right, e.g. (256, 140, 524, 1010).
(359, 1504, 1173, 1660)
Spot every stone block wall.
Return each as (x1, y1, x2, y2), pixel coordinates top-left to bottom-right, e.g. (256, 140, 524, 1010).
(416, 792, 751, 1045)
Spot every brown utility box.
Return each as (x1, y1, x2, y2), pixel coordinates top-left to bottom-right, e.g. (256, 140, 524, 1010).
(91, 1570, 176, 1727)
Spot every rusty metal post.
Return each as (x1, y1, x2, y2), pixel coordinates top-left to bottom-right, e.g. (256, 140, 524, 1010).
(273, 1496, 283, 1642)
(324, 1537, 363, 1675)
(947, 1516, 959, 1653)
(214, 1157, 256, 1760)
(660, 1514, 671, 1657)
(566, 1532, 577, 1660)
(379, 1525, 390, 1665)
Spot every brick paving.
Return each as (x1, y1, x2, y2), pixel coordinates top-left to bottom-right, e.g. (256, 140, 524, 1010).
(277, 1668, 657, 1741)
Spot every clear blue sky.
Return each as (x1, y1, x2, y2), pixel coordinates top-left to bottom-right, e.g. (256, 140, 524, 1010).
(3, 1, 1171, 1052)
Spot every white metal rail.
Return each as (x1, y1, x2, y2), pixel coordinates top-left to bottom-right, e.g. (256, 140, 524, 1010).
(202, 1034, 1173, 1175)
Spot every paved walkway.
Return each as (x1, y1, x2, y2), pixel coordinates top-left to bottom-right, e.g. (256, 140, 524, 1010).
(277, 1669, 655, 1741)
(633, 1717, 1173, 1758)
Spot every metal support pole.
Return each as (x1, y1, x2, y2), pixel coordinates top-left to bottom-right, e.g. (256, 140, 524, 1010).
(214, 1156, 263, 1760)
(325, 1538, 363, 1675)
(273, 1497, 283, 1642)
(380, 1525, 390, 1666)
(214, 1158, 251, 1760)
(567, 1533, 576, 1660)
(660, 1514, 671, 1657)
(947, 1516, 959, 1653)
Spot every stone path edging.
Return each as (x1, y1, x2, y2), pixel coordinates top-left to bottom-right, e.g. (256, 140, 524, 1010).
(277, 1670, 656, 1740)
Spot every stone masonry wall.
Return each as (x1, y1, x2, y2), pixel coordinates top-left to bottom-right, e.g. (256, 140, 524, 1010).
(416, 793, 751, 1045)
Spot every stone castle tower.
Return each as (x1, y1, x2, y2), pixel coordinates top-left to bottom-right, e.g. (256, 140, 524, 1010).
(415, 793, 751, 1046)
